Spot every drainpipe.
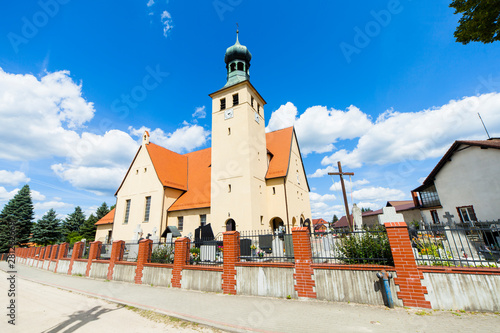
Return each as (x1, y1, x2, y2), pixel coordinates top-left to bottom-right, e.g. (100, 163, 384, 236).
(376, 270, 394, 308)
(283, 178, 290, 234)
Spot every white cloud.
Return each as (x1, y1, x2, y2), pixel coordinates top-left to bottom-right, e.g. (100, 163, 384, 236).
(0, 186, 19, 201)
(30, 190, 46, 201)
(161, 10, 173, 37)
(357, 202, 380, 211)
(309, 192, 337, 202)
(192, 106, 206, 119)
(0, 170, 30, 186)
(266, 102, 372, 155)
(34, 200, 73, 211)
(351, 187, 406, 202)
(130, 124, 210, 154)
(308, 165, 337, 178)
(0, 68, 94, 161)
(147, 0, 155, 6)
(52, 165, 128, 196)
(330, 179, 370, 192)
(321, 93, 500, 169)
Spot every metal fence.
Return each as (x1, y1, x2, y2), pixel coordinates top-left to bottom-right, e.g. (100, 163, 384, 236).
(122, 241, 139, 262)
(99, 243, 113, 260)
(66, 244, 74, 258)
(310, 228, 393, 266)
(239, 230, 294, 263)
(412, 222, 500, 268)
(188, 235, 223, 266)
(81, 243, 90, 259)
(150, 241, 175, 264)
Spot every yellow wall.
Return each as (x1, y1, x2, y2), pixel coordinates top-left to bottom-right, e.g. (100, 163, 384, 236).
(166, 207, 211, 237)
(95, 224, 112, 243)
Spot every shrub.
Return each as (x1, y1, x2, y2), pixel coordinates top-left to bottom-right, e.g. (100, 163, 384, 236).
(337, 226, 393, 265)
(150, 244, 174, 264)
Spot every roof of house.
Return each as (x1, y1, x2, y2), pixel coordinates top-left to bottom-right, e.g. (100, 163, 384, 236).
(95, 208, 115, 226)
(362, 201, 417, 217)
(414, 138, 500, 192)
(312, 218, 327, 225)
(168, 148, 211, 211)
(333, 215, 353, 228)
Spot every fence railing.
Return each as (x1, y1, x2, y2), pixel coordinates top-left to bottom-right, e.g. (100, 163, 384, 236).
(99, 243, 113, 260)
(239, 230, 295, 263)
(122, 242, 139, 262)
(188, 235, 223, 266)
(412, 222, 500, 268)
(150, 241, 175, 264)
(310, 228, 393, 266)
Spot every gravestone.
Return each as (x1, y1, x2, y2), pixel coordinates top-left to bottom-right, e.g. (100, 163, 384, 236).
(151, 227, 159, 243)
(352, 203, 363, 230)
(272, 237, 284, 257)
(240, 239, 251, 256)
(259, 234, 273, 253)
(284, 234, 294, 258)
(200, 244, 216, 262)
(444, 226, 479, 260)
(442, 212, 454, 225)
(166, 233, 173, 245)
(132, 225, 143, 242)
(378, 207, 405, 224)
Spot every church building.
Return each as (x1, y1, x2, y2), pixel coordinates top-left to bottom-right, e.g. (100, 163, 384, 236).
(96, 32, 311, 242)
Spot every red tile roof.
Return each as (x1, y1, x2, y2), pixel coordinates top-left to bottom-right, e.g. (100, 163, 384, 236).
(362, 201, 417, 217)
(265, 127, 293, 179)
(333, 215, 353, 228)
(146, 143, 188, 191)
(168, 148, 211, 211)
(95, 208, 115, 226)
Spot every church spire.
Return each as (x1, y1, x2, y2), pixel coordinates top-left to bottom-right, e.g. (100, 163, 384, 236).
(223, 28, 252, 88)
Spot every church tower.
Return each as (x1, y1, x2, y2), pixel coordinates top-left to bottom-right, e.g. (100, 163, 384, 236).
(209, 31, 268, 232)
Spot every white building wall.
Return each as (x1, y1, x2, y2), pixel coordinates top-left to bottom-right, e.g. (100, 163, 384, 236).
(423, 145, 500, 223)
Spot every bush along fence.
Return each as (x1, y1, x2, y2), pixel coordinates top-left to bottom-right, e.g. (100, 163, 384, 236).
(12, 214, 500, 312)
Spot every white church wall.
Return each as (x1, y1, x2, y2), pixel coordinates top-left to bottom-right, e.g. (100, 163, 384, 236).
(166, 207, 211, 238)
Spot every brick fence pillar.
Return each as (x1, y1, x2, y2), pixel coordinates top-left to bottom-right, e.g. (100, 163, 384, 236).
(292, 227, 316, 299)
(135, 239, 153, 284)
(385, 222, 432, 308)
(222, 231, 240, 295)
(68, 242, 83, 275)
(37, 247, 45, 268)
(54, 243, 68, 273)
(107, 240, 125, 280)
(45, 245, 52, 260)
(86, 241, 102, 277)
(171, 237, 190, 288)
(50, 244, 59, 260)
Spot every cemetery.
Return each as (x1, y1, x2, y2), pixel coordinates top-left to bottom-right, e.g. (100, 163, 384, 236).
(12, 208, 500, 312)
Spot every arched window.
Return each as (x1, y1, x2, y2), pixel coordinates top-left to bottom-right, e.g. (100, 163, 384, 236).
(230, 63, 236, 72)
(237, 62, 244, 71)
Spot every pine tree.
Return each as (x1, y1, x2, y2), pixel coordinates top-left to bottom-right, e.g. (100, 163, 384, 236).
(80, 214, 98, 241)
(96, 202, 110, 220)
(0, 184, 34, 251)
(61, 206, 86, 242)
(31, 209, 62, 246)
(332, 215, 339, 223)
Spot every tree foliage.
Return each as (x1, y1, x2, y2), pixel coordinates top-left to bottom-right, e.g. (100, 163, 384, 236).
(450, 0, 500, 44)
(61, 206, 86, 242)
(31, 209, 62, 246)
(332, 214, 339, 223)
(0, 184, 34, 251)
(96, 202, 110, 220)
(80, 214, 98, 241)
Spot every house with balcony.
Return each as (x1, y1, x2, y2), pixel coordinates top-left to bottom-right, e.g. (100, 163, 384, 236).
(411, 138, 500, 225)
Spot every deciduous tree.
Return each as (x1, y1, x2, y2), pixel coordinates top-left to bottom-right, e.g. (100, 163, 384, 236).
(450, 0, 500, 44)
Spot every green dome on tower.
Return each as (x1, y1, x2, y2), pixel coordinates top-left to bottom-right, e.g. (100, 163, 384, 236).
(223, 30, 252, 88)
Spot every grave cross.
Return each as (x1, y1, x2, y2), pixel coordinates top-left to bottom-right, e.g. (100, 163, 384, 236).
(443, 212, 454, 225)
(329, 161, 354, 231)
(133, 224, 143, 241)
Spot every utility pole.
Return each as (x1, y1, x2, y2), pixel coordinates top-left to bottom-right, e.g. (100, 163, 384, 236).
(329, 161, 354, 232)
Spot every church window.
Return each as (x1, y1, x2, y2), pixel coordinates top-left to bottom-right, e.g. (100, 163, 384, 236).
(135, 169, 138, 175)
(228, 184, 232, 193)
(144, 167, 147, 173)
(237, 62, 244, 71)
(430, 210, 440, 224)
(273, 187, 276, 195)
(230, 63, 236, 72)
(200, 214, 207, 226)
(220, 98, 226, 110)
(124, 199, 131, 224)
(178, 216, 184, 231)
(143, 196, 151, 222)
(233, 93, 239, 106)
(251, 96, 254, 107)
(257, 104, 260, 113)
(228, 127, 231, 135)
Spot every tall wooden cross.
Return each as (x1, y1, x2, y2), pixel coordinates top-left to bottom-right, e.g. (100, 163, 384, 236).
(328, 161, 354, 231)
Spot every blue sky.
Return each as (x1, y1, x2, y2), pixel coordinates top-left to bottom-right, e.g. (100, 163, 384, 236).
(0, 0, 499, 222)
